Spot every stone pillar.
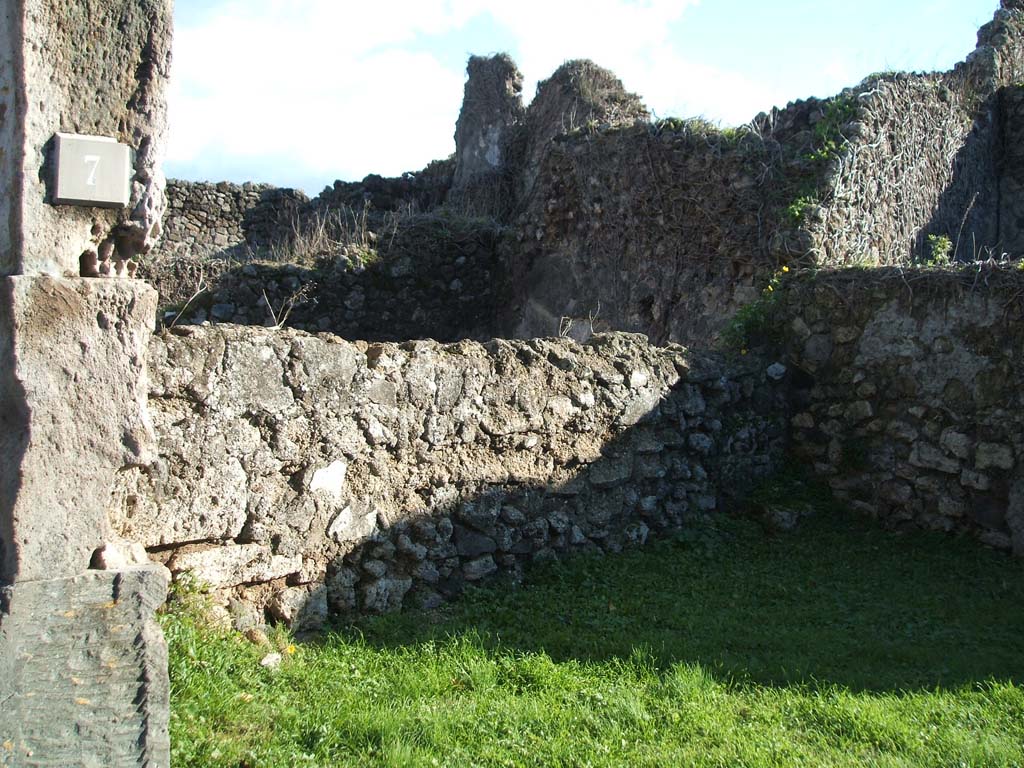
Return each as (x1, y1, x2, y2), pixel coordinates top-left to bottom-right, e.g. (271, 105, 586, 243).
(0, 0, 172, 278)
(0, 1, 173, 765)
(448, 54, 525, 215)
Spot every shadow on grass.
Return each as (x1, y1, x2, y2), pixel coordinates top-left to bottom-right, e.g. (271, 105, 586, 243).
(333, 509, 1024, 694)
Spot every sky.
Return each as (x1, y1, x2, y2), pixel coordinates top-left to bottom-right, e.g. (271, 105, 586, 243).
(165, 0, 1001, 196)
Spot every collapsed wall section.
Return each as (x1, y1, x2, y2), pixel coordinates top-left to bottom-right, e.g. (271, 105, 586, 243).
(114, 328, 787, 628)
(779, 266, 1024, 554)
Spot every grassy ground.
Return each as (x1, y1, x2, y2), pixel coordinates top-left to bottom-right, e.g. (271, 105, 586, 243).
(164, 510, 1024, 767)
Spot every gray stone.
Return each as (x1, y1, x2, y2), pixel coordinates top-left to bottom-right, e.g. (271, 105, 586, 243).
(792, 412, 815, 429)
(1, 278, 158, 582)
(940, 429, 972, 460)
(361, 576, 412, 613)
(168, 544, 302, 589)
(833, 326, 860, 343)
(211, 303, 236, 321)
(976, 442, 1015, 471)
(0, 566, 170, 766)
(463, 555, 498, 581)
(454, 527, 497, 557)
(766, 362, 787, 381)
(845, 401, 874, 423)
(960, 469, 992, 491)
(688, 433, 714, 455)
(268, 586, 328, 632)
(802, 334, 834, 370)
(361, 559, 388, 579)
(909, 442, 960, 474)
(588, 455, 634, 488)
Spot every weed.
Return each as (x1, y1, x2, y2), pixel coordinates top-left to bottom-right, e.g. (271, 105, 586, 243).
(786, 195, 818, 227)
(720, 266, 790, 352)
(925, 234, 953, 266)
(806, 95, 858, 165)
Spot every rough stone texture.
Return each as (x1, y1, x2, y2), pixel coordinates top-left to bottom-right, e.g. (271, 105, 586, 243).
(117, 328, 787, 625)
(779, 266, 1024, 553)
(0, 277, 158, 583)
(806, 8, 1024, 266)
(505, 121, 798, 345)
(148, 180, 308, 262)
(0, 565, 170, 767)
(514, 60, 649, 203)
(1, 0, 174, 277)
(148, 161, 456, 267)
(145, 213, 506, 342)
(450, 54, 524, 214)
(148, 8, 1024, 350)
(0, 2, 19, 278)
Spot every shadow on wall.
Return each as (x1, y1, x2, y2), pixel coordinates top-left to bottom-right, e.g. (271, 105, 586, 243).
(920, 90, 1002, 262)
(122, 329, 788, 636)
(0, 286, 29, 586)
(304, 360, 785, 626)
(149, 212, 511, 342)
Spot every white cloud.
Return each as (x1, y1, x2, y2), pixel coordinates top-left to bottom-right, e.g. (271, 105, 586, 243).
(164, 0, 815, 192)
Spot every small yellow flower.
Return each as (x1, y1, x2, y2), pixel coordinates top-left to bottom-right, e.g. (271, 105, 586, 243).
(286, 644, 297, 655)
(740, 349, 748, 356)
(781, 265, 790, 272)
(766, 285, 774, 292)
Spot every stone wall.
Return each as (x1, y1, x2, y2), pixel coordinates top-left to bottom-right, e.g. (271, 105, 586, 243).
(807, 8, 1024, 266)
(504, 120, 804, 346)
(779, 266, 1024, 555)
(151, 179, 309, 261)
(151, 163, 456, 266)
(146, 213, 507, 342)
(111, 328, 787, 629)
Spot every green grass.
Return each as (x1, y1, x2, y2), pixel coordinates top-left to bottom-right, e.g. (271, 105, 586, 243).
(165, 511, 1024, 767)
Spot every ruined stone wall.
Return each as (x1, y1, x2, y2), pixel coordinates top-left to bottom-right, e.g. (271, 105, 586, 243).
(113, 328, 787, 629)
(779, 266, 1024, 555)
(149, 179, 309, 261)
(504, 116, 813, 346)
(146, 213, 507, 342)
(807, 7, 1024, 266)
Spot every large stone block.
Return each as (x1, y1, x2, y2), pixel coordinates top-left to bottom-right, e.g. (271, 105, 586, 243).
(0, 276, 157, 583)
(0, 565, 170, 767)
(0, 0, 173, 277)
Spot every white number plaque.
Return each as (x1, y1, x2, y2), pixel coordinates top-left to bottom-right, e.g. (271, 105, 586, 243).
(53, 133, 132, 208)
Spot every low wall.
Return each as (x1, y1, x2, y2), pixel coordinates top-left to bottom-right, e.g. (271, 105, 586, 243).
(111, 328, 787, 628)
(152, 214, 507, 342)
(152, 180, 308, 261)
(780, 266, 1024, 554)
